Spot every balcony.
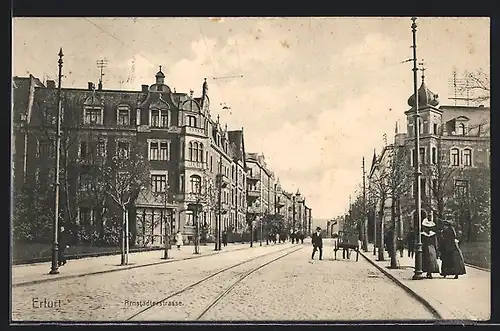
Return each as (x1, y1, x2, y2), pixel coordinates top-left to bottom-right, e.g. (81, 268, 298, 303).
(247, 173, 260, 182)
(183, 160, 207, 170)
(181, 192, 208, 203)
(220, 202, 230, 214)
(183, 126, 207, 138)
(216, 173, 230, 188)
(276, 198, 286, 208)
(247, 206, 262, 214)
(247, 189, 260, 199)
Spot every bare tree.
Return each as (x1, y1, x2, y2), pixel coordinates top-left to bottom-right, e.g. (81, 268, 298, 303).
(460, 69, 490, 103)
(103, 143, 150, 265)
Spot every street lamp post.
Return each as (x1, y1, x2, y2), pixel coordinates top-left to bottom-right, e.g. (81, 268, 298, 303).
(49, 48, 64, 275)
(411, 17, 424, 280)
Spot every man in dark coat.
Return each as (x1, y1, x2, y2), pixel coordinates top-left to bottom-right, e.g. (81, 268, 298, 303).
(300, 232, 304, 244)
(406, 227, 415, 258)
(311, 227, 323, 260)
(222, 230, 228, 247)
(58, 225, 69, 266)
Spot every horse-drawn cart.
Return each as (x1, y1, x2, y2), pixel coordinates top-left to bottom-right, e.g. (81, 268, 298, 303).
(333, 230, 360, 262)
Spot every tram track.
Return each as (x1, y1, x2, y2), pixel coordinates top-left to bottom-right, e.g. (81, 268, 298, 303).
(126, 245, 303, 321)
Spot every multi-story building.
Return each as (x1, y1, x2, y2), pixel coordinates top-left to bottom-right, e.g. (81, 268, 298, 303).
(12, 68, 249, 246)
(368, 74, 490, 243)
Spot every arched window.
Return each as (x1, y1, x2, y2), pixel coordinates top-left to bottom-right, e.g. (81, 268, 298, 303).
(188, 142, 193, 161)
(450, 148, 460, 166)
(190, 175, 201, 194)
(187, 115, 197, 127)
(463, 148, 472, 167)
(193, 142, 199, 162)
(457, 123, 466, 135)
(198, 143, 204, 162)
(419, 118, 424, 135)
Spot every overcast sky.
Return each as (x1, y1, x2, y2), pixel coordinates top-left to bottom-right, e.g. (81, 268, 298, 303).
(12, 17, 489, 219)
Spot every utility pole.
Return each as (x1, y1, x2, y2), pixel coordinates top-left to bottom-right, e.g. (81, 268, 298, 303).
(215, 154, 223, 251)
(411, 17, 424, 280)
(96, 58, 107, 90)
(292, 195, 296, 240)
(362, 157, 368, 252)
(162, 186, 172, 260)
(49, 48, 63, 275)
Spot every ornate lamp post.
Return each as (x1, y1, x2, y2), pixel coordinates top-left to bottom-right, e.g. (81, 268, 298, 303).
(49, 48, 64, 275)
(411, 17, 425, 280)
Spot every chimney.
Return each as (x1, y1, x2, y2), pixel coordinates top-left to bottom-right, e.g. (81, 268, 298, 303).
(46, 80, 56, 89)
(88, 82, 94, 90)
(141, 84, 149, 93)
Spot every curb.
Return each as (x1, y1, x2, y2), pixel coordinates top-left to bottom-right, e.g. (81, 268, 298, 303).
(12, 244, 254, 288)
(465, 263, 490, 272)
(359, 250, 443, 320)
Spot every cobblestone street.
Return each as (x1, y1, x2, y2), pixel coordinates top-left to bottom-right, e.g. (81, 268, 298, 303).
(12, 241, 437, 322)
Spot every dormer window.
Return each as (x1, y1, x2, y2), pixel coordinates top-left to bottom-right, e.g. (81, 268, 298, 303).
(117, 105, 130, 126)
(149, 108, 169, 128)
(457, 123, 466, 135)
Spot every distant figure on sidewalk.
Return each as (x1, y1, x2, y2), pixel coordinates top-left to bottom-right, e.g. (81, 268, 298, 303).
(439, 220, 466, 279)
(58, 225, 69, 266)
(311, 227, 323, 260)
(222, 230, 228, 247)
(397, 236, 404, 258)
(276, 233, 280, 244)
(421, 218, 440, 279)
(385, 227, 394, 258)
(406, 227, 415, 258)
(299, 232, 304, 244)
(175, 231, 183, 250)
(291, 231, 296, 244)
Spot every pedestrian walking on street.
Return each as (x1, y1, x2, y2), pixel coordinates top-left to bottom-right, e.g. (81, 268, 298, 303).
(406, 227, 415, 258)
(58, 225, 69, 266)
(439, 220, 466, 279)
(175, 231, 183, 250)
(276, 233, 280, 244)
(311, 227, 323, 260)
(291, 231, 295, 244)
(397, 236, 404, 258)
(222, 230, 228, 247)
(421, 218, 440, 279)
(300, 233, 304, 244)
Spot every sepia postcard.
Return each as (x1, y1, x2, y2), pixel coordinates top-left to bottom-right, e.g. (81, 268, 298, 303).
(11, 16, 490, 323)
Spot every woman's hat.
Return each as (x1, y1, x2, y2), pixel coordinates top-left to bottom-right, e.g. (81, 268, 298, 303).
(442, 219, 454, 226)
(316, 226, 321, 231)
(422, 218, 436, 227)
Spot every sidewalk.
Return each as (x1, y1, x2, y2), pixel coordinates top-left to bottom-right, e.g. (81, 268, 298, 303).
(360, 244, 490, 321)
(12, 242, 253, 287)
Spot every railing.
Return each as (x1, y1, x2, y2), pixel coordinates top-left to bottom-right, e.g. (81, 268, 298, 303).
(183, 126, 207, 137)
(247, 189, 260, 198)
(247, 206, 262, 214)
(247, 173, 260, 181)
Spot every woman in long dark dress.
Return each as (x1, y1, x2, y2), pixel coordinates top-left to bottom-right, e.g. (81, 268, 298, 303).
(439, 220, 466, 279)
(421, 218, 440, 279)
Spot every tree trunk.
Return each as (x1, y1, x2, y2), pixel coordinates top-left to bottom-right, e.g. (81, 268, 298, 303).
(389, 198, 398, 268)
(377, 200, 385, 261)
(120, 207, 126, 265)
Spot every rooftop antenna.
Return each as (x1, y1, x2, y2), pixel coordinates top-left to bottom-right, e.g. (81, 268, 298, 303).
(96, 58, 108, 90)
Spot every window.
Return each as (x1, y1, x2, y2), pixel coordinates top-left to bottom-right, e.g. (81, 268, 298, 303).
(44, 108, 56, 125)
(188, 141, 204, 162)
(84, 107, 102, 125)
(457, 123, 465, 135)
(79, 141, 88, 158)
(433, 123, 438, 135)
(151, 174, 167, 193)
(136, 108, 141, 126)
(179, 174, 185, 192)
(151, 110, 160, 127)
(419, 147, 426, 164)
(161, 111, 168, 127)
(210, 156, 213, 172)
(79, 207, 92, 226)
(190, 175, 201, 194)
(79, 172, 92, 192)
(463, 149, 472, 167)
(38, 140, 54, 158)
(187, 115, 197, 127)
(150, 142, 159, 160)
(419, 118, 424, 135)
(185, 211, 194, 226)
(450, 148, 460, 166)
(97, 139, 107, 157)
(432, 179, 438, 195)
(147, 140, 170, 161)
(455, 179, 468, 198)
(117, 141, 130, 159)
(420, 178, 427, 197)
(431, 147, 437, 164)
(117, 107, 130, 126)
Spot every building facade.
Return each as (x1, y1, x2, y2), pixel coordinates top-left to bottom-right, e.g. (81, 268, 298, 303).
(13, 69, 314, 246)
